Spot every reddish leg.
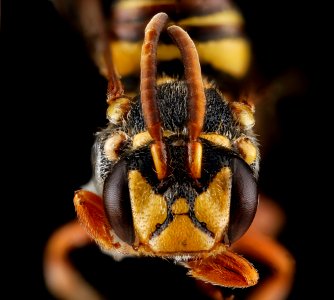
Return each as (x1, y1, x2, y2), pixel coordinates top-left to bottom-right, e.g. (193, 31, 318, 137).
(43, 220, 103, 300)
(44, 190, 129, 300)
(184, 248, 258, 288)
(73, 190, 120, 251)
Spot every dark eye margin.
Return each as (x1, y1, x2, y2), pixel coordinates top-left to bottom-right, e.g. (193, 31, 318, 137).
(103, 158, 135, 245)
(227, 156, 258, 244)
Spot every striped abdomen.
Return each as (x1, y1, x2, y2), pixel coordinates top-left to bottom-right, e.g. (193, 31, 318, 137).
(108, 0, 251, 93)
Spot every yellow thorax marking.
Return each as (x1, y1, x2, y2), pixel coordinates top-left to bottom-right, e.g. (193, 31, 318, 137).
(200, 133, 231, 148)
(133, 132, 233, 149)
(235, 137, 257, 165)
(106, 97, 131, 124)
(132, 132, 153, 148)
(132, 130, 175, 149)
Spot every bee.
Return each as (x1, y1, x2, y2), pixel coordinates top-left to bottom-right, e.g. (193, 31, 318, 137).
(45, 1, 294, 299)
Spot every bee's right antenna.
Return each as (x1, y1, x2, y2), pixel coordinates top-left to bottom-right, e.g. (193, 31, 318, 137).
(167, 25, 206, 179)
(140, 12, 169, 180)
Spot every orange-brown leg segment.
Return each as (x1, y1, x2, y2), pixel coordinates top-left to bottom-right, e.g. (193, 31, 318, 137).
(73, 190, 121, 251)
(44, 220, 103, 300)
(184, 249, 258, 288)
(44, 190, 124, 300)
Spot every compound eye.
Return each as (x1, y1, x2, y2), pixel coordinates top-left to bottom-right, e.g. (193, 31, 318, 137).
(103, 158, 135, 245)
(228, 157, 258, 244)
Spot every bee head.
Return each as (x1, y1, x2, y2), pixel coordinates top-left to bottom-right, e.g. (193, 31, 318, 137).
(101, 13, 258, 255)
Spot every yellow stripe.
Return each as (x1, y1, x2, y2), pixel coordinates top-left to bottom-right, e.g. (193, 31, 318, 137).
(196, 38, 251, 79)
(116, 0, 176, 9)
(157, 44, 181, 61)
(110, 41, 182, 77)
(110, 38, 251, 79)
(111, 41, 142, 76)
(177, 10, 244, 27)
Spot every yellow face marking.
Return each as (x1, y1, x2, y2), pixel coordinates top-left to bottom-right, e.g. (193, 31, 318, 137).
(200, 134, 231, 148)
(106, 97, 131, 124)
(177, 10, 244, 27)
(235, 138, 257, 165)
(194, 168, 231, 240)
(128, 170, 167, 243)
(230, 102, 255, 129)
(171, 198, 189, 215)
(196, 38, 251, 78)
(132, 132, 153, 149)
(149, 215, 215, 253)
(104, 132, 127, 161)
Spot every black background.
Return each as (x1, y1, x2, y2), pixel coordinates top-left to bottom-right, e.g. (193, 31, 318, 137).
(3, 0, 328, 299)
